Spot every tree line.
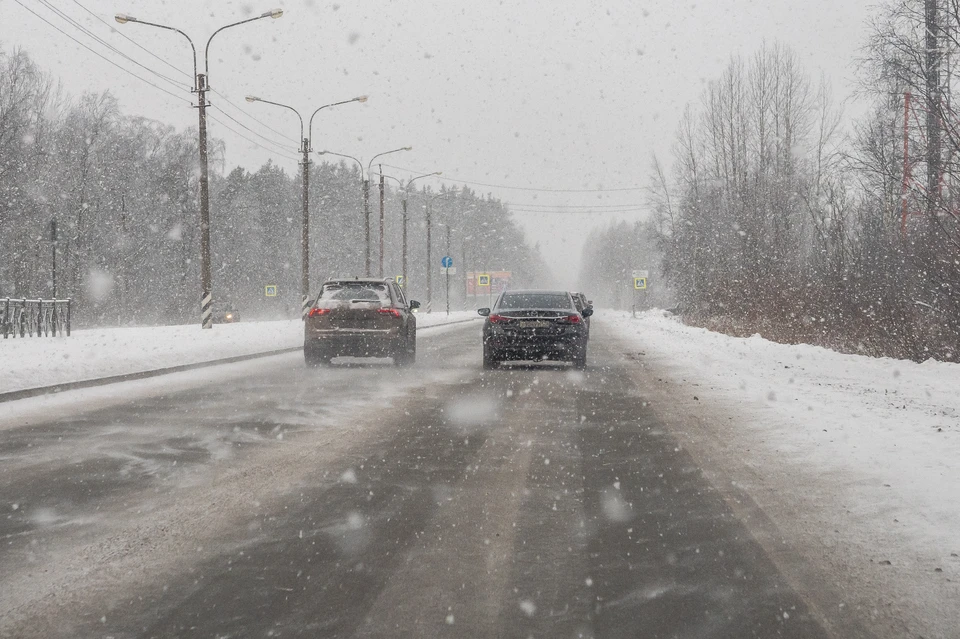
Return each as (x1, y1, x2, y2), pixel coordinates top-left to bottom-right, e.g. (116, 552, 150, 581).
(0, 47, 549, 326)
(584, 1, 960, 362)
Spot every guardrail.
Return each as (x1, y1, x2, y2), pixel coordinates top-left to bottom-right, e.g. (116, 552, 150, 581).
(1, 298, 71, 338)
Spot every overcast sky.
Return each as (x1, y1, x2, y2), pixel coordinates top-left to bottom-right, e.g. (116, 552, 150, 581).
(2, 0, 873, 285)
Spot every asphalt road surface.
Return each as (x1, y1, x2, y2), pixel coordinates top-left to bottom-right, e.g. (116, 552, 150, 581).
(1, 319, 833, 638)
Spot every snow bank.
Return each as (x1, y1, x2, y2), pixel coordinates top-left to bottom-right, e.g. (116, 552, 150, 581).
(0, 311, 478, 394)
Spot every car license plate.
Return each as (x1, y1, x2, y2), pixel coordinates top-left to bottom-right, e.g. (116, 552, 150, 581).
(523, 320, 551, 328)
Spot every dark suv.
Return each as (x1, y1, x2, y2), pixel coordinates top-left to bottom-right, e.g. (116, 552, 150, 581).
(304, 278, 419, 366)
(478, 290, 592, 370)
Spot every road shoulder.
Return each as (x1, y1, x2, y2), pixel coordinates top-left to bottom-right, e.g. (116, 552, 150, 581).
(604, 317, 959, 639)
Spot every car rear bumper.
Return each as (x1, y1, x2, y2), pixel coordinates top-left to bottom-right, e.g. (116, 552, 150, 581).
(305, 329, 403, 357)
(483, 333, 585, 359)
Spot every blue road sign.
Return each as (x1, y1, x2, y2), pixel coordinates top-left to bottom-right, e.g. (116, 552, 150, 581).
(441, 256, 453, 268)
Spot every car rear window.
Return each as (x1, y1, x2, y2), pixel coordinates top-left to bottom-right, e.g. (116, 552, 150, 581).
(318, 283, 390, 303)
(498, 293, 571, 310)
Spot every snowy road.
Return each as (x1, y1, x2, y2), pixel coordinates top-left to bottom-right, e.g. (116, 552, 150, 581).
(0, 316, 934, 638)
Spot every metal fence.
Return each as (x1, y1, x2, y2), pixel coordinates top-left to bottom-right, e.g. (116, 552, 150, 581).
(1, 298, 71, 338)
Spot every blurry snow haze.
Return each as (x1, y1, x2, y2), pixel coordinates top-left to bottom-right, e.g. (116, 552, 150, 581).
(0, 0, 867, 308)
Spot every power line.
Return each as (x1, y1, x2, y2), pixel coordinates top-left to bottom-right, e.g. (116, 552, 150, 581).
(211, 89, 302, 145)
(211, 108, 300, 158)
(381, 163, 645, 193)
(70, 0, 194, 82)
(36, 0, 191, 91)
(12, 0, 192, 106)
(207, 114, 299, 161)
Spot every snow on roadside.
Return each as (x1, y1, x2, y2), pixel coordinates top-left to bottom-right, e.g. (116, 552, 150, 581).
(606, 309, 960, 630)
(0, 311, 479, 394)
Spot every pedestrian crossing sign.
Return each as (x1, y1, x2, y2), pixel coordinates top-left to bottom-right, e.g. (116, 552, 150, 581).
(395, 275, 404, 286)
(633, 277, 647, 290)
(265, 285, 278, 297)
(478, 274, 491, 286)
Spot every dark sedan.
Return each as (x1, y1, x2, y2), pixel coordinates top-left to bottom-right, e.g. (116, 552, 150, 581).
(478, 290, 592, 370)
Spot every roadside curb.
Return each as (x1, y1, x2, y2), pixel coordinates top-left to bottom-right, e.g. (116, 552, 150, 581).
(0, 317, 480, 403)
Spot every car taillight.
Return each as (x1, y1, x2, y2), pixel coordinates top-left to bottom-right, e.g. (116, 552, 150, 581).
(308, 308, 331, 317)
(561, 314, 581, 323)
(377, 308, 402, 318)
(488, 314, 512, 323)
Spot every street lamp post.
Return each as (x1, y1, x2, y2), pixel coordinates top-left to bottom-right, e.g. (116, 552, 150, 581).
(379, 166, 385, 277)
(446, 224, 452, 316)
(422, 190, 451, 313)
(374, 171, 441, 294)
(116, 9, 283, 329)
(362, 148, 411, 276)
(245, 95, 366, 317)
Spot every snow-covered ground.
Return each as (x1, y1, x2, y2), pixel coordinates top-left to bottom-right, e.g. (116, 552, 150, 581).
(606, 309, 960, 637)
(0, 311, 479, 394)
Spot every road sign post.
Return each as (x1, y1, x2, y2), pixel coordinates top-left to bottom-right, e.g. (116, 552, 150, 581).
(631, 272, 649, 316)
(477, 273, 491, 308)
(441, 256, 453, 316)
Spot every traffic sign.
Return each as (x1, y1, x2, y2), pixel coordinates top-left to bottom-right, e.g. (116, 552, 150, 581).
(395, 275, 404, 286)
(264, 285, 278, 297)
(633, 269, 649, 279)
(633, 277, 647, 290)
(441, 267, 457, 275)
(477, 273, 491, 286)
(441, 256, 453, 268)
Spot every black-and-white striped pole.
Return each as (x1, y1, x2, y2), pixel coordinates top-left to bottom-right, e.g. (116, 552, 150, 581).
(301, 295, 311, 319)
(201, 291, 213, 329)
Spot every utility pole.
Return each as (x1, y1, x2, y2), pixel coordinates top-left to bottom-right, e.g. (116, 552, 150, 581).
(355, 147, 411, 277)
(197, 72, 213, 328)
(461, 238, 467, 310)
(401, 197, 408, 288)
(425, 201, 432, 312)
(926, 0, 942, 220)
(446, 224, 451, 316)
(363, 178, 371, 276)
(300, 136, 310, 315)
(379, 165, 385, 277)
(115, 9, 283, 329)
(246, 96, 366, 315)
(387, 171, 441, 294)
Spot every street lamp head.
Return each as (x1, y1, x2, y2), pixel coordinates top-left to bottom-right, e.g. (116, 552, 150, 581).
(114, 13, 135, 24)
(245, 95, 260, 103)
(263, 8, 284, 18)
(316, 150, 328, 155)
(355, 95, 369, 103)
(434, 172, 443, 176)
(402, 146, 413, 151)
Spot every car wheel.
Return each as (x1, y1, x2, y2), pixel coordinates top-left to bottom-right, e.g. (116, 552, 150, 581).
(483, 346, 500, 370)
(573, 345, 587, 370)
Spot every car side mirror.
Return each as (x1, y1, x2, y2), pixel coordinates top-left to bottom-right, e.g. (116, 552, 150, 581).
(478, 307, 491, 316)
(409, 300, 420, 310)
(582, 308, 594, 318)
